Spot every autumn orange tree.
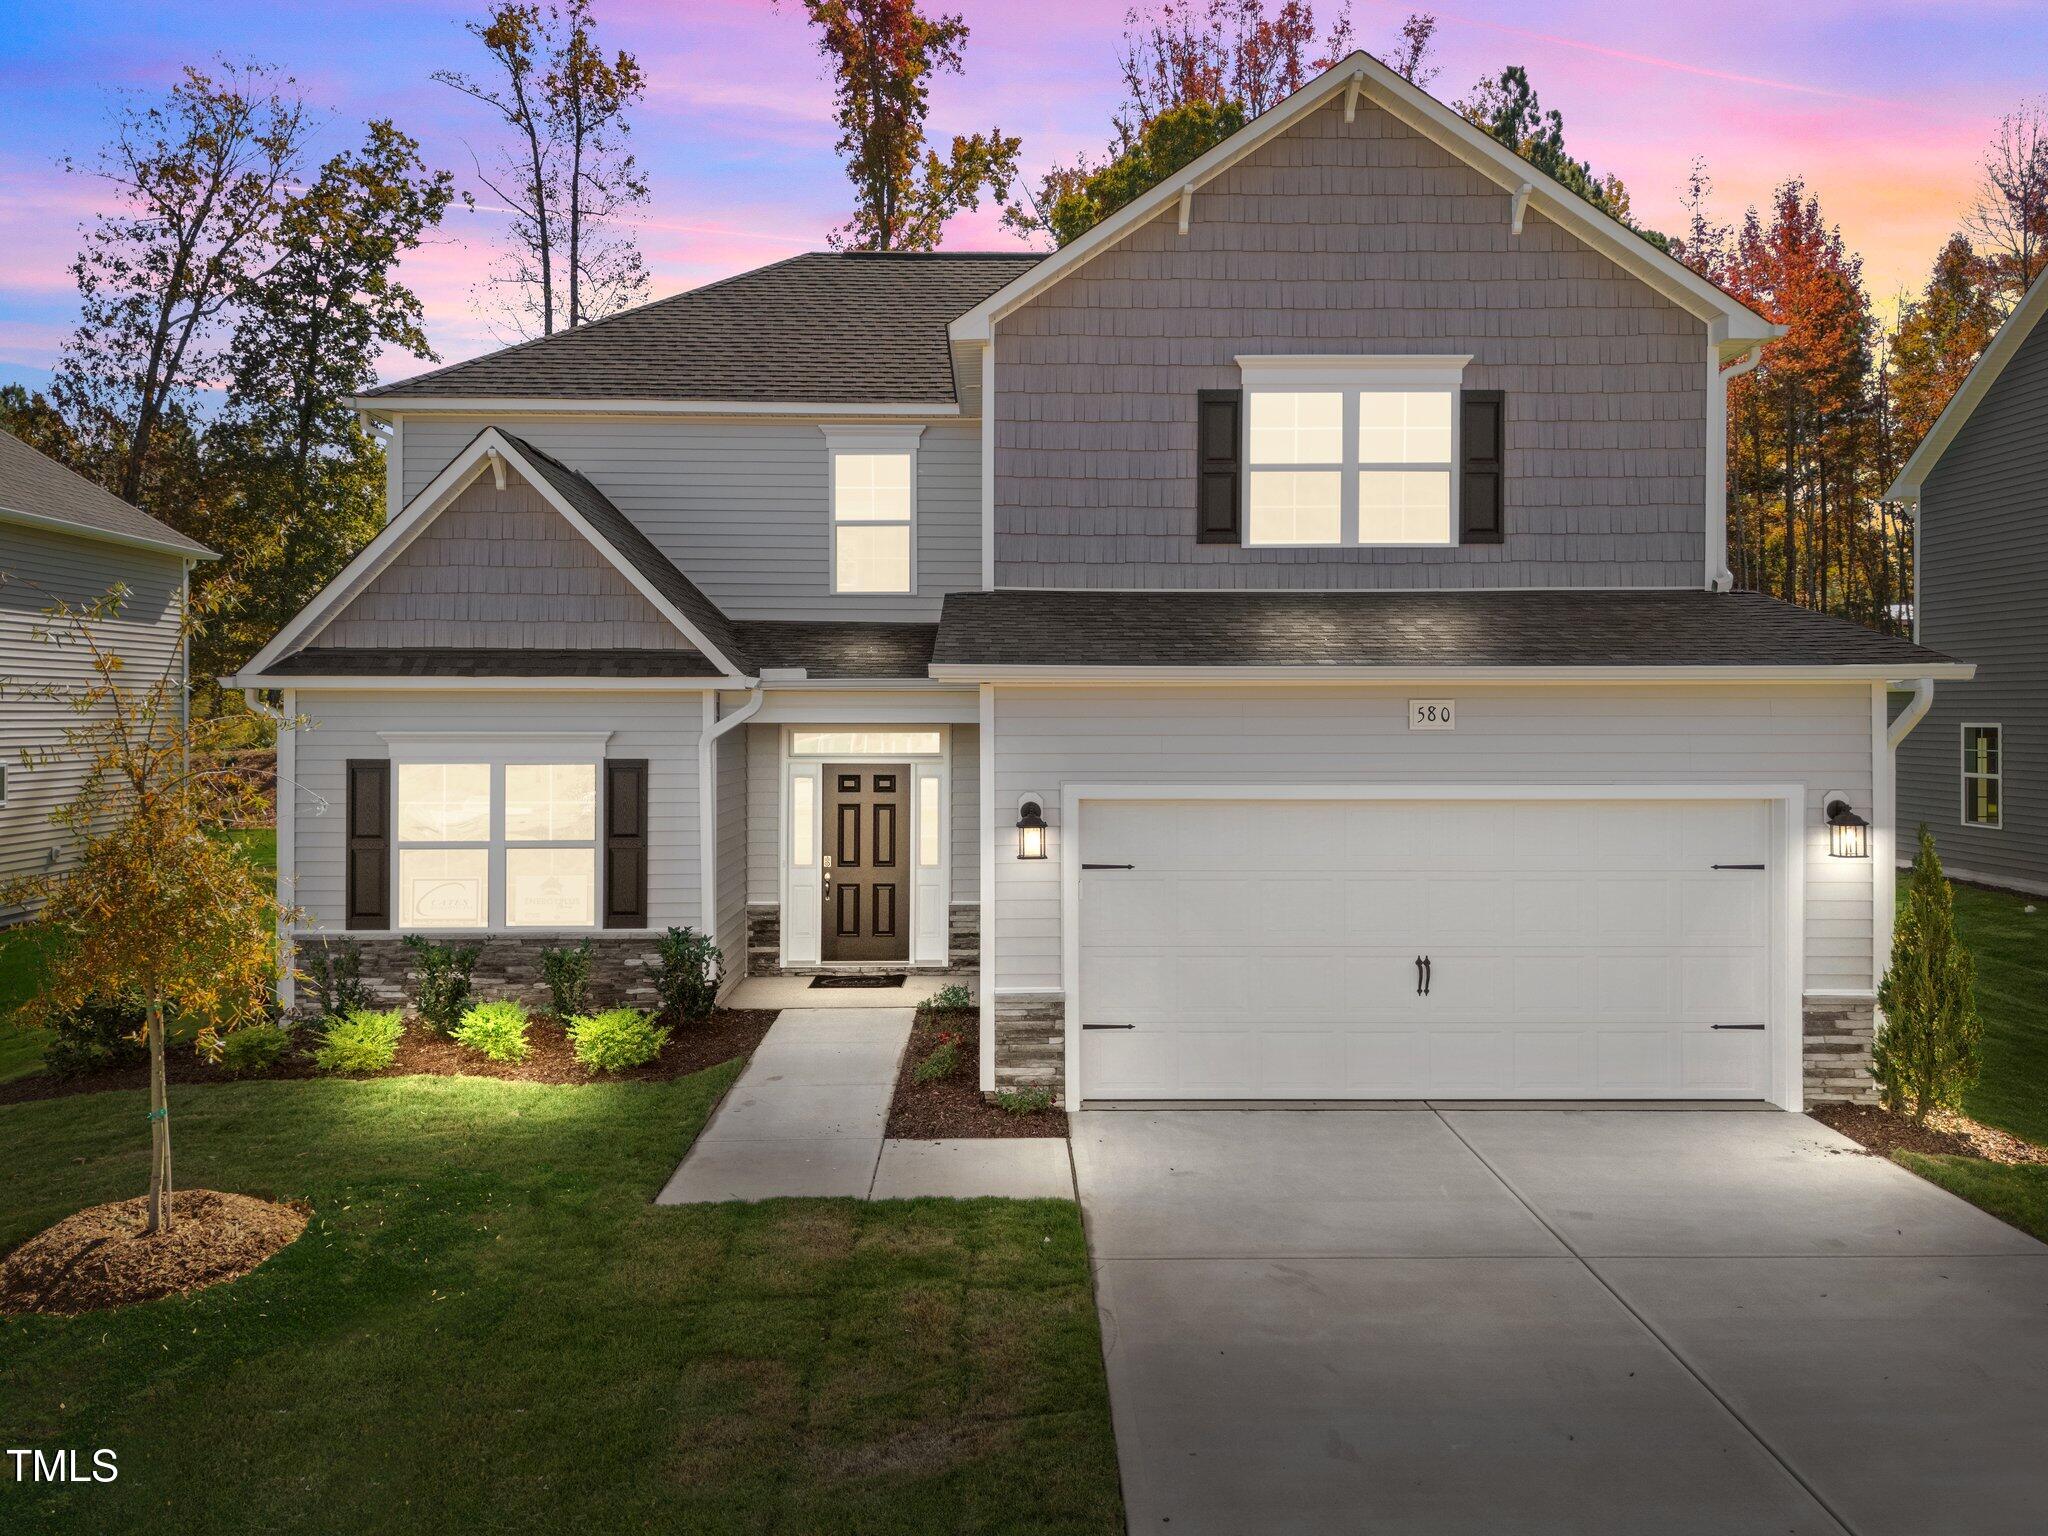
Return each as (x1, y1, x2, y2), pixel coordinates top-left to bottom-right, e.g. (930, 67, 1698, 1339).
(3, 584, 291, 1235)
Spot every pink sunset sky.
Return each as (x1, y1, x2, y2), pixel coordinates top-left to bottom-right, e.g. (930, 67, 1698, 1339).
(2, 0, 2041, 391)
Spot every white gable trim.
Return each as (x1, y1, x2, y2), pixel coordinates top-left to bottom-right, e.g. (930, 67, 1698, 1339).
(1884, 268, 2048, 503)
(949, 51, 1777, 348)
(237, 427, 750, 680)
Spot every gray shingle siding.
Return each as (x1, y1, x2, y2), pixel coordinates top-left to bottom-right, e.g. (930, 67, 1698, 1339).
(991, 97, 1708, 590)
(1897, 310, 2048, 892)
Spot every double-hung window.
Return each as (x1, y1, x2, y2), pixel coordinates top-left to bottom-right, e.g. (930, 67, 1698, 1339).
(1239, 355, 1468, 548)
(387, 735, 608, 930)
(1961, 724, 2003, 829)
(823, 426, 922, 594)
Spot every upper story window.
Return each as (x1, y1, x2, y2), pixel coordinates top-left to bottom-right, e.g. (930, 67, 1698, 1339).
(823, 426, 923, 594)
(1961, 724, 2003, 828)
(1238, 355, 1469, 548)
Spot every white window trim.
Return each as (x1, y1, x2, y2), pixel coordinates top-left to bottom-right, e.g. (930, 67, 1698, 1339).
(822, 425, 923, 596)
(380, 731, 613, 932)
(1236, 354, 1470, 549)
(1960, 721, 2003, 830)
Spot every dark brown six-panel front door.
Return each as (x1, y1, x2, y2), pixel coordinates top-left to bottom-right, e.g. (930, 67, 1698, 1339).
(822, 764, 909, 962)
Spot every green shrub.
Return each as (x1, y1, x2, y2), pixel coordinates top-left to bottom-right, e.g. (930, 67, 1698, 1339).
(539, 940, 593, 1018)
(451, 998, 532, 1062)
(218, 1022, 295, 1077)
(1875, 827, 1983, 1123)
(303, 937, 370, 1019)
(919, 983, 974, 1015)
(403, 935, 480, 1034)
(313, 1008, 406, 1073)
(652, 926, 721, 1022)
(41, 994, 149, 1077)
(912, 1032, 963, 1084)
(566, 1007, 670, 1072)
(993, 1087, 1054, 1117)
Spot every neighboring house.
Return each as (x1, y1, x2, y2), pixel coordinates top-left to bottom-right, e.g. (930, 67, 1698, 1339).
(0, 429, 216, 919)
(1886, 270, 2048, 897)
(232, 53, 1969, 1110)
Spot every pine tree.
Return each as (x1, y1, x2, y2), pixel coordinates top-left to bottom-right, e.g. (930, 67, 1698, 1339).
(1874, 827, 1983, 1123)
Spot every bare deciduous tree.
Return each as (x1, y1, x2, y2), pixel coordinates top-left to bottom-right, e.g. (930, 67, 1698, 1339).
(1961, 102, 2048, 313)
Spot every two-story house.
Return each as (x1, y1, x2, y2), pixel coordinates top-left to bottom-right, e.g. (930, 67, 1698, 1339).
(231, 53, 1968, 1110)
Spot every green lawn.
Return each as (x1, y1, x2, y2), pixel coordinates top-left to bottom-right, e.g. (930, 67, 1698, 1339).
(1890, 880, 2048, 1241)
(0, 827, 277, 1084)
(1, 1070, 1122, 1534)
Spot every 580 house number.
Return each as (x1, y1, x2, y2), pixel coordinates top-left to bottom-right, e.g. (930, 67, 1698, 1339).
(1409, 699, 1456, 731)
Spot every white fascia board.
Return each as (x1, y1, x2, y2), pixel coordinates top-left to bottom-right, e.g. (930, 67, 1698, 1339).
(1237, 354, 1472, 386)
(240, 426, 751, 681)
(348, 396, 959, 420)
(0, 504, 218, 562)
(224, 674, 730, 692)
(948, 51, 1775, 344)
(925, 663, 1977, 685)
(1884, 268, 2048, 502)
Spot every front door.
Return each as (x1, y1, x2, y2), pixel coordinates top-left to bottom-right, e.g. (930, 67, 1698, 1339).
(822, 764, 909, 962)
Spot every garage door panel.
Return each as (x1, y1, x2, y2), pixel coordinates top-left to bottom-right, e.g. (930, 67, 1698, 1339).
(1078, 797, 1777, 1102)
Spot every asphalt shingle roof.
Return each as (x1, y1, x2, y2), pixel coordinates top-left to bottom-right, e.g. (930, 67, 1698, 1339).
(931, 589, 1961, 671)
(0, 429, 214, 559)
(361, 253, 1042, 405)
(266, 648, 718, 677)
(734, 621, 937, 680)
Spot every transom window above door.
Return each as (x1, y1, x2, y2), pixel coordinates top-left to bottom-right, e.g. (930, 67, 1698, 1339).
(1238, 355, 1469, 548)
(823, 426, 923, 595)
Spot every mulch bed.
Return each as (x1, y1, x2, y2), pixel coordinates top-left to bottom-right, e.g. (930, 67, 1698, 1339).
(886, 1007, 1069, 1140)
(0, 1009, 780, 1107)
(0, 1189, 307, 1316)
(1810, 1101, 2048, 1165)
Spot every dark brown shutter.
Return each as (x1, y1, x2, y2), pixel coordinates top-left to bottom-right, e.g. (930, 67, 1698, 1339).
(345, 760, 390, 930)
(604, 759, 649, 928)
(1460, 389, 1506, 545)
(1196, 389, 1242, 544)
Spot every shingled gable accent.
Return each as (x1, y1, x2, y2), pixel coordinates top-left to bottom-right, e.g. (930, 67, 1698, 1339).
(233, 427, 751, 682)
(949, 51, 1777, 353)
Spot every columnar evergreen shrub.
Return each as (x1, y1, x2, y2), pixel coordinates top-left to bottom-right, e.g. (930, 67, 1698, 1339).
(539, 940, 593, 1018)
(403, 935, 480, 1034)
(652, 927, 721, 1022)
(304, 937, 370, 1020)
(1874, 827, 1983, 1123)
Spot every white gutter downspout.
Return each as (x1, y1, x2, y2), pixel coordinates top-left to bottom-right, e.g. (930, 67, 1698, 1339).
(699, 684, 766, 987)
(1708, 342, 1766, 592)
(1887, 678, 1934, 750)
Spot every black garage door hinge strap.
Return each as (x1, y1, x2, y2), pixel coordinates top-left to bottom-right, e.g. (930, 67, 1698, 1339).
(1081, 1023, 1135, 1030)
(1711, 863, 1766, 870)
(1082, 863, 1135, 870)
(1710, 1023, 1767, 1031)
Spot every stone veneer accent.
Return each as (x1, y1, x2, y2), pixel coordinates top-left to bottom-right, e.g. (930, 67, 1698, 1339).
(1803, 995, 1878, 1104)
(744, 902, 977, 977)
(290, 932, 664, 1017)
(993, 993, 1065, 1101)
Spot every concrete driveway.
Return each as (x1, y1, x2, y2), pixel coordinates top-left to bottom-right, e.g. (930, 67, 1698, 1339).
(1072, 1107, 2048, 1536)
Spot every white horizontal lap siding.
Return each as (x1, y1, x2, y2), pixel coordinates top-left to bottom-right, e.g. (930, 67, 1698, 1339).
(715, 722, 747, 961)
(990, 684, 1872, 995)
(397, 415, 980, 623)
(951, 724, 979, 901)
(746, 722, 778, 905)
(0, 526, 187, 906)
(290, 690, 703, 932)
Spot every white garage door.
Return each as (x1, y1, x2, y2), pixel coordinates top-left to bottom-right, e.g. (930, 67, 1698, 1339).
(1077, 798, 1775, 1102)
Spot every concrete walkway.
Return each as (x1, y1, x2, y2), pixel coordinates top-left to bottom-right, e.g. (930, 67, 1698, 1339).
(656, 1007, 1072, 1203)
(1074, 1107, 2048, 1536)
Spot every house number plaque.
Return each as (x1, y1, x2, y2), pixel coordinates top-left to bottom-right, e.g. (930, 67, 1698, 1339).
(1408, 699, 1455, 731)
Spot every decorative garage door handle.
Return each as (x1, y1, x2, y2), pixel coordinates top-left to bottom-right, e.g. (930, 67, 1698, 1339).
(1712, 863, 1766, 870)
(1423, 956, 1432, 996)
(1082, 863, 1135, 870)
(1415, 956, 1433, 996)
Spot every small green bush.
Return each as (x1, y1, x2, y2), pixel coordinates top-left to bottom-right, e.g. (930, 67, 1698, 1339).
(451, 999, 532, 1063)
(566, 1007, 670, 1072)
(912, 1032, 963, 1084)
(217, 1022, 295, 1077)
(993, 1087, 1054, 1117)
(652, 927, 722, 1022)
(41, 994, 148, 1077)
(919, 983, 974, 1015)
(1875, 826, 1983, 1123)
(539, 940, 593, 1018)
(313, 1008, 406, 1073)
(303, 937, 370, 1020)
(403, 935, 480, 1034)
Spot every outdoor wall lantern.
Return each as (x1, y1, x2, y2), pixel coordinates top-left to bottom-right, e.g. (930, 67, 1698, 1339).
(1015, 798, 1048, 860)
(1825, 795, 1870, 859)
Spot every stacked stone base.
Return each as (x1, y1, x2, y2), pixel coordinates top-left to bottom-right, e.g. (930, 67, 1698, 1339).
(290, 932, 664, 1018)
(992, 993, 1065, 1102)
(1803, 996, 1878, 1104)
(744, 901, 978, 977)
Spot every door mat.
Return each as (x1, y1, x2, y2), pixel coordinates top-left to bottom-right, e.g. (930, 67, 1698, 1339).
(809, 973, 907, 989)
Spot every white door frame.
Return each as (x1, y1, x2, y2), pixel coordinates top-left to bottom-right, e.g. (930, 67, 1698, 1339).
(780, 727, 951, 967)
(1058, 783, 1808, 1110)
